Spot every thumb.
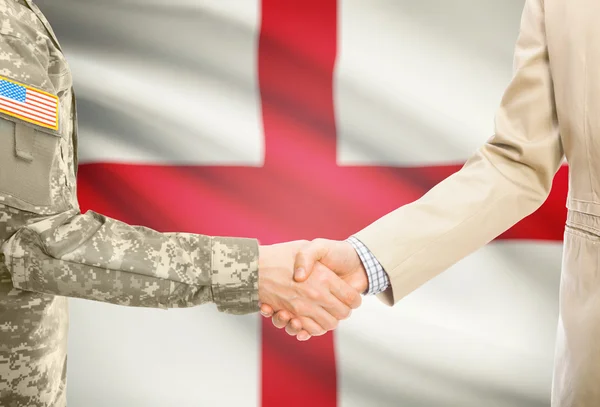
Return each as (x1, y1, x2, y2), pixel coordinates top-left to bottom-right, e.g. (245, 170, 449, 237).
(294, 239, 329, 282)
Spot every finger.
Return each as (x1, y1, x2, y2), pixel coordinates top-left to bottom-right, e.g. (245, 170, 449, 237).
(294, 239, 330, 282)
(328, 277, 362, 310)
(297, 330, 312, 341)
(260, 303, 274, 317)
(271, 310, 293, 329)
(321, 296, 353, 321)
(285, 318, 303, 336)
(297, 317, 327, 337)
(307, 306, 339, 332)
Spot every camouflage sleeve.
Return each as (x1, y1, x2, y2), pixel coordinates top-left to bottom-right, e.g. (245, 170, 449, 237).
(0, 1, 258, 315)
(1, 209, 259, 314)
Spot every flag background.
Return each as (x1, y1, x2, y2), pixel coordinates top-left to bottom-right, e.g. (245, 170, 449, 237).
(36, 0, 566, 406)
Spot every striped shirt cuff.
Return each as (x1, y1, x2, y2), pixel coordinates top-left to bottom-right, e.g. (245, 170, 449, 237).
(346, 236, 390, 295)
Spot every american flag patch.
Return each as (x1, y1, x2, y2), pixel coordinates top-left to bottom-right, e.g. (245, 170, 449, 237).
(0, 76, 59, 131)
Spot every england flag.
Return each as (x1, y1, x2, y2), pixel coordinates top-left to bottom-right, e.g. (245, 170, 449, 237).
(37, 1, 564, 406)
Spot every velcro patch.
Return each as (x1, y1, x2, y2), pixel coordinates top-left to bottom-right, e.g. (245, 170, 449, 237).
(0, 75, 59, 131)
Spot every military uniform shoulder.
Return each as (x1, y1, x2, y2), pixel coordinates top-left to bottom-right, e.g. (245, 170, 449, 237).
(1, 1, 45, 39)
(0, 0, 67, 91)
(0, 0, 70, 128)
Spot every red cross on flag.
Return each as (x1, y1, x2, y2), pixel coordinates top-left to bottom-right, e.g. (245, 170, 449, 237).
(41, 0, 567, 406)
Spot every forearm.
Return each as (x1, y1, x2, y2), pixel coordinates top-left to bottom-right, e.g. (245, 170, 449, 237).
(1, 209, 258, 314)
(356, 141, 562, 305)
(356, 0, 563, 305)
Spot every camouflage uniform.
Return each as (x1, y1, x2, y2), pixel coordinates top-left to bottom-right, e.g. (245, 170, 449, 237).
(0, 1, 259, 405)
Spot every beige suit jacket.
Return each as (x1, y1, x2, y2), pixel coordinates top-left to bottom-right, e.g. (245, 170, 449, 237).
(355, 0, 599, 405)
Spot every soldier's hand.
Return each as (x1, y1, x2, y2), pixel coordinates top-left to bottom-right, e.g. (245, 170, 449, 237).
(260, 238, 368, 341)
(258, 241, 362, 337)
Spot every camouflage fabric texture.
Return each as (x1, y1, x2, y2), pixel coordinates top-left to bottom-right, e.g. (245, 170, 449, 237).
(0, 1, 259, 405)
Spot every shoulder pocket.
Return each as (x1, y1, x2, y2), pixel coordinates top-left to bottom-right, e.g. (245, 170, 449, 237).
(0, 115, 66, 214)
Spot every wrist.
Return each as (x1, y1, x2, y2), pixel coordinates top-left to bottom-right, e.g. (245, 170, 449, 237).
(341, 240, 369, 293)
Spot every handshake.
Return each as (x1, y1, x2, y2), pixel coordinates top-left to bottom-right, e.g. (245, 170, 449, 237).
(257, 238, 370, 341)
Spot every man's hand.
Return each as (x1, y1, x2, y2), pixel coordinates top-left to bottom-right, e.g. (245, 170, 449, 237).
(260, 239, 369, 340)
(258, 241, 362, 336)
(295, 239, 368, 292)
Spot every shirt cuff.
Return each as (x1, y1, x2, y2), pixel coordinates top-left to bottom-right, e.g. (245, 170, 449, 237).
(210, 237, 259, 315)
(346, 236, 390, 295)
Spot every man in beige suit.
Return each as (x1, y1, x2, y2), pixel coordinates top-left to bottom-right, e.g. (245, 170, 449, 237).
(261, 0, 595, 405)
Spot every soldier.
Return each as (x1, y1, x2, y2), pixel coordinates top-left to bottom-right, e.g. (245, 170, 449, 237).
(0, 1, 363, 405)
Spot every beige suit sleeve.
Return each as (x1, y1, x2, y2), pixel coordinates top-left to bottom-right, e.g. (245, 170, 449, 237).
(354, 0, 564, 305)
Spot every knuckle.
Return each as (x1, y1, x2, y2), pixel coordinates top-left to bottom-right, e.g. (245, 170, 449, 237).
(290, 300, 305, 316)
(329, 319, 339, 330)
(345, 291, 358, 306)
(316, 271, 329, 283)
(305, 287, 320, 301)
(320, 319, 334, 332)
(353, 295, 363, 309)
(324, 301, 337, 316)
(313, 238, 327, 246)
